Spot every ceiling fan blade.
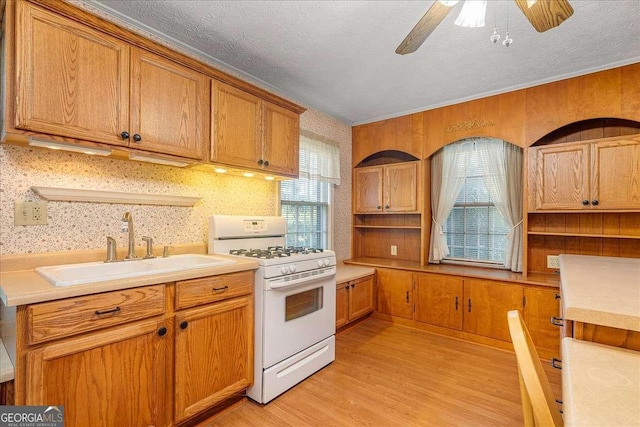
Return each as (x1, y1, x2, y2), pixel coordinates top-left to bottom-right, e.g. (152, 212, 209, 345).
(514, 0, 574, 33)
(396, 1, 455, 55)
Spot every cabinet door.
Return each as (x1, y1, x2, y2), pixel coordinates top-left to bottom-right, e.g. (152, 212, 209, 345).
(523, 287, 560, 356)
(384, 162, 418, 212)
(174, 296, 253, 422)
(15, 2, 129, 146)
(335, 282, 350, 328)
(463, 279, 523, 342)
(376, 268, 413, 319)
(26, 319, 169, 427)
(349, 275, 375, 321)
(211, 81, 261, 169)
(354, 167, 383, 213)
(591, 137, 640, 210)
(130, 48, 208, 159)
(262, 101, 299, 176)
(414, 273, 463, 331)
(532, 143, 590, 210)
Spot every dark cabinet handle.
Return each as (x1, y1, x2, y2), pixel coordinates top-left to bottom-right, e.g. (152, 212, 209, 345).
(582, 200, 589, 205)
(591, 200, 599, 206)
(455, 296, 459, 310)
(554, 293, 561, 300)
(385, 205, 390, 209)
(212, 285, 229, 292)
(264, 160, 269, 167)
(157, 327, 167, 336)
(406, 291, 409, 303)
(257, 159, 264, 165)
(120, 131, 130, 140)
(95, 307, 121, 316)
(180, 321, 188, 330)
(550, 316, 564, 327)
(376, 205, 381, 210)
(351, 284, 355, 288)
(132, 134, 142, 143)
(468, 299, 472, 313)
(551, 358, 562, 370)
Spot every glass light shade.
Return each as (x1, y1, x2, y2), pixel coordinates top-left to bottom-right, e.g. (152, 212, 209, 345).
(454, 0, 487, 28)
(129, 153, 189, 167)
(243, 172, 255, 178)
(214, 168, 227, 173)
(28, 137, 112, 156)
(438, 0, 459, 6)
(526, 0, 537, 7)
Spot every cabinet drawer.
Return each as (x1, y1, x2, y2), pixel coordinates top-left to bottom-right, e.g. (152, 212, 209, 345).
(175, 271, 254, 310)
(28, 285, 165, 345)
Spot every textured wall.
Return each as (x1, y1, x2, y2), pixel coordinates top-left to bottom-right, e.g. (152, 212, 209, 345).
(0, 145, 277, 254)
(300, 110, 353, 262)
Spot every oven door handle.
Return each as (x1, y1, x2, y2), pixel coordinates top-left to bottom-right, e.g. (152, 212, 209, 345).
(268, 268, 336, 290)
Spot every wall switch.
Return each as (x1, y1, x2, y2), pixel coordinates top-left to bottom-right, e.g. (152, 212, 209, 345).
(391, 245, 398, 256)
(547, 255, 560, 269)
(14, 201, 48, 225)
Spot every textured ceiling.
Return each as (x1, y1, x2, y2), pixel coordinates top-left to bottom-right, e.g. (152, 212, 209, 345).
(88, 0, 640, 125)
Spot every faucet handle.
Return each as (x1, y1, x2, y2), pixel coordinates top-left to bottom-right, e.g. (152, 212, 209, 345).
(105, 236, 118, 263)
(142, 236, 155, 259)
(163, 245, 173, 258)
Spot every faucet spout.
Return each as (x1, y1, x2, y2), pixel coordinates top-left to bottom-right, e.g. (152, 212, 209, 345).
(122, 212, 138, 260)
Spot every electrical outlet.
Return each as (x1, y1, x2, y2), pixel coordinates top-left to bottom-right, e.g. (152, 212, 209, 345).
(14, 201, 48, 225)
(547, 255, 560, 269)
(391, 245, 398, 256)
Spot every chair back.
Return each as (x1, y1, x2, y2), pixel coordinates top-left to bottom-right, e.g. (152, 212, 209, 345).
(507, 310, 563, 427)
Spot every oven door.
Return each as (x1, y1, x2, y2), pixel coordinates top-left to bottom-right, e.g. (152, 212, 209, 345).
(262, 267, 336, 368)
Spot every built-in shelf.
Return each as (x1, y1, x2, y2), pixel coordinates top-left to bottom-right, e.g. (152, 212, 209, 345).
(31, 186, 201, 207)
(354, 225, 422, 230)
(527, 231, 640, 239)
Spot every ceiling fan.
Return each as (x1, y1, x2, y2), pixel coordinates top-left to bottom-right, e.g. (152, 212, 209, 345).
(396, 0, 574, 55)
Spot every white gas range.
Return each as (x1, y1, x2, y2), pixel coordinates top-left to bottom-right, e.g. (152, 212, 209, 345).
(209, 215, 336, 404)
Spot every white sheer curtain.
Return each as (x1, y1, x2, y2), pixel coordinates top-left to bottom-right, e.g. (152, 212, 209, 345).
(478, 140, 523, 272)
(429, 141, 471, 263)
(299, 132, 341, 185)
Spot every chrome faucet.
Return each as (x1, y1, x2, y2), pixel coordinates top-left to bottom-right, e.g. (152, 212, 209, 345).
(122, 212, 138, 260)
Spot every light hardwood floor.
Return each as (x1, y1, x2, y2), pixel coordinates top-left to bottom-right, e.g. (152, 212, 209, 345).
(206, 318, 562, 426)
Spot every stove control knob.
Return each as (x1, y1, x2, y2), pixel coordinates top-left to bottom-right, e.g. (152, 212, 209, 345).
(317, 260, 324, 268)
(289, 264, 297, 273)
(323, 258, 330, 267)
(280, 266, 289, 275)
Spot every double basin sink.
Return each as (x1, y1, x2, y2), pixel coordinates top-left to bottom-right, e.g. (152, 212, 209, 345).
(36, 254, 235, 287)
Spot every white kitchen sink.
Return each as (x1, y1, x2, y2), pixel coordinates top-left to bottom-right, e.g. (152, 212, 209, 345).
(36, 254, 236, 287)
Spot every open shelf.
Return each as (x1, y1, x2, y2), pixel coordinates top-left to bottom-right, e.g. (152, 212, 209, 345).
(354, 225, 422, 230)
(528, 231, 640, 240)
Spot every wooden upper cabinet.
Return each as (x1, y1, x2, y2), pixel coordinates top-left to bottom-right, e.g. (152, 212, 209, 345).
(262, 101, 299, 176)
(385, 162, 418, 212)
(15, 2, 130, 146)
(591, 137, 640, 210)
(212, 81, 300, 177)
(130, 48, 208, 159)
(414, 273, 463, 331)
(354, 161, 420, 214)
(529, 135, 640, 211)
(26, 319, 169, 427)
(530, 142, 590, 210)
(211, 81, 261, 169)
(354, 167, 383, 213)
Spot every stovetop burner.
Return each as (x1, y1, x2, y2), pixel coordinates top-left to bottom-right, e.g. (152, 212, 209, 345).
(229, 246, 324, 259)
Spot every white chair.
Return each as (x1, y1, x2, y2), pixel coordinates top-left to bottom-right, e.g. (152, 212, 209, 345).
(507, 310, 563, 427)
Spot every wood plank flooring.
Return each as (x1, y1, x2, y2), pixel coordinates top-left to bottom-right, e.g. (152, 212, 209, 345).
(205, 318, 562, 426)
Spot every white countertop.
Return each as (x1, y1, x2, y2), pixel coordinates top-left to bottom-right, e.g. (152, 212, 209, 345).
(0, 338, 13, 383)
(562, 337, 640, 426)
(559, 255, 640, 331)
(336, 263, 375, 284)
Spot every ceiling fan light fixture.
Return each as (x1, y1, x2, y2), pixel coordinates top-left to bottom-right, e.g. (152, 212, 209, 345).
(454, 0, 487, 28)
(438, 0, 459, 6)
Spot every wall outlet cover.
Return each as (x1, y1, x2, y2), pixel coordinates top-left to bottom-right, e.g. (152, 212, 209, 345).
(14, 201, 48, 225)
(547, 255, 560, 269)
(391, 245, 397, 256)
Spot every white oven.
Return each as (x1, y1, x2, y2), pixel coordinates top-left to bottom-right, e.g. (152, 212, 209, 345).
(209, 215, 336, 404)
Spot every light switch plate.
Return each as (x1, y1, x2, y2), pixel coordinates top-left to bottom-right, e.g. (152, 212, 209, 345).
(14, 201, 48, 225)
(391, 245, 398, 256)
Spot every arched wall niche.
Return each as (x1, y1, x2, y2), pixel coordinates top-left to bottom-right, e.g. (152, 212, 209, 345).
(355, 150, 419, 168)
(427, 136, 522, 159)
(531, 118, 640, 146)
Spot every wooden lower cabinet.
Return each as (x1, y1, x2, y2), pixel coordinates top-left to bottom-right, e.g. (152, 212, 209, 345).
(336, 275, 375, 328)
(463, 279, 524, 342)
(376, 268, 413, 319)
(523, 287, 560, 354)
(174, 295, 253, 422)
(414, 273, 463, 331)
(26, 318, 169, 427)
